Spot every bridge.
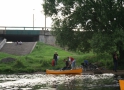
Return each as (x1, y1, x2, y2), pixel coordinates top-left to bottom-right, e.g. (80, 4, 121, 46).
(0, 26, 56, 45)
(0, 26, 52, 35)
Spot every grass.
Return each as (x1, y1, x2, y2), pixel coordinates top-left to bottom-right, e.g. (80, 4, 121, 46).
(0, 42, 115, 74)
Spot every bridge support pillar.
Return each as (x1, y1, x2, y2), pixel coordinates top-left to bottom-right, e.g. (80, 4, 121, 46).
(39, 35, 56, 46)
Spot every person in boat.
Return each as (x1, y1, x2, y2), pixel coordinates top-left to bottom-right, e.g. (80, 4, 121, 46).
(68, 57, 76, 69)
(62, 59, 71, 70)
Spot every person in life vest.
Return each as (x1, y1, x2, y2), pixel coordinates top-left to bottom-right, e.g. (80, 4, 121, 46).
(68, 57, 76, 69)
(52, 59, 55, 66)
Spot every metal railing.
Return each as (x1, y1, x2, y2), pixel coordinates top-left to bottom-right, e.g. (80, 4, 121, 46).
(0, 26, 52, 31)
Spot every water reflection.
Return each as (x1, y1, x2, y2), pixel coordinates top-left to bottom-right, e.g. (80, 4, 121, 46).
(57, 74, 120, 90)
(0, 73, 121, 90)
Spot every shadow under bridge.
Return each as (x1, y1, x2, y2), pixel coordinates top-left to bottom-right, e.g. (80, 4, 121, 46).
(0, 26, 51, 42)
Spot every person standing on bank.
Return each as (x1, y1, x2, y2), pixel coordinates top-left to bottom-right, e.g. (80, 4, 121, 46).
(53, 51, 58, 65)
(113, 52, 118, 72)
(68, 57, 76, 69)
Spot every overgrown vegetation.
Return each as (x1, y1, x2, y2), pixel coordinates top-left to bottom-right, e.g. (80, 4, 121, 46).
(43, 0, 124, 64)
(0, 42, 122, 74)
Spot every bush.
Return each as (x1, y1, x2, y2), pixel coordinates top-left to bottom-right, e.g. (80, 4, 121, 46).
(40, 60, 51, 66)
(26, 68, 35, 73)
(13, 60, 25, 68)
(0, 68, 14, 74)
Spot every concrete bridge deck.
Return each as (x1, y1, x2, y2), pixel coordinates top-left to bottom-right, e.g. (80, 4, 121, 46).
(0, 26, 56, 46)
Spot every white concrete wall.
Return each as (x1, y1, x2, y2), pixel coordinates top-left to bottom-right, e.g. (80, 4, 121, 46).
(39, 35, 56, 46)
(0, 39, 6, 50)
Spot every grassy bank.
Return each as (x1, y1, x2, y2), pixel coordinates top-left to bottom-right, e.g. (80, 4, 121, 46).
(0, 42, 114, 74)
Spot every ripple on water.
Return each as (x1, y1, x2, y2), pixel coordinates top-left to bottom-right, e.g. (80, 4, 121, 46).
(0, 73, 120, 90)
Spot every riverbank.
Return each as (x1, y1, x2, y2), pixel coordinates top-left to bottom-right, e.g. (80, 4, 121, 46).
(1, 42, 124, 75)
(83, 69, 124, 75)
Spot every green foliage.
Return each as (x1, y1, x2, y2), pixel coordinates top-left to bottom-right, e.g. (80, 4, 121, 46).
(0, 66, 14, 74)
(13, 60, 25, 68)
(0, 52, 16, 60)
(25, 68, 35, 73)
(43, 0, 124, 61)
(40, 60, 50, 66)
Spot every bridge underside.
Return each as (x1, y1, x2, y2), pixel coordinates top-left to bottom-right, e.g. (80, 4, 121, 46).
(0, 27, 55, 45)
(1, 34, 39, 42)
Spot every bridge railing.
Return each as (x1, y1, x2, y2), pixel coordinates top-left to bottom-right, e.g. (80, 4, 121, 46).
(0, 26, 53, 35)
(0, 26, 52, 31)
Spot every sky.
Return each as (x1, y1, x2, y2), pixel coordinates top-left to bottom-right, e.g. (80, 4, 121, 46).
(0, 0, 52, 27)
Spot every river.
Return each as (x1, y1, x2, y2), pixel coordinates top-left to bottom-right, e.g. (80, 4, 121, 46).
(0, 73, 122, 90)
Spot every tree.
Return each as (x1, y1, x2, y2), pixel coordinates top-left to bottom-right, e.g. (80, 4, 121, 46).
(42, 0, 124, 61)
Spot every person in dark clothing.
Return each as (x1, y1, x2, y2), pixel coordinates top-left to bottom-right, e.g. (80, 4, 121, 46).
(81, 60, 89, 70)
(113, 52, 118, 72)
(62, 59, 71, 70)
(53, 51, 58, 65)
